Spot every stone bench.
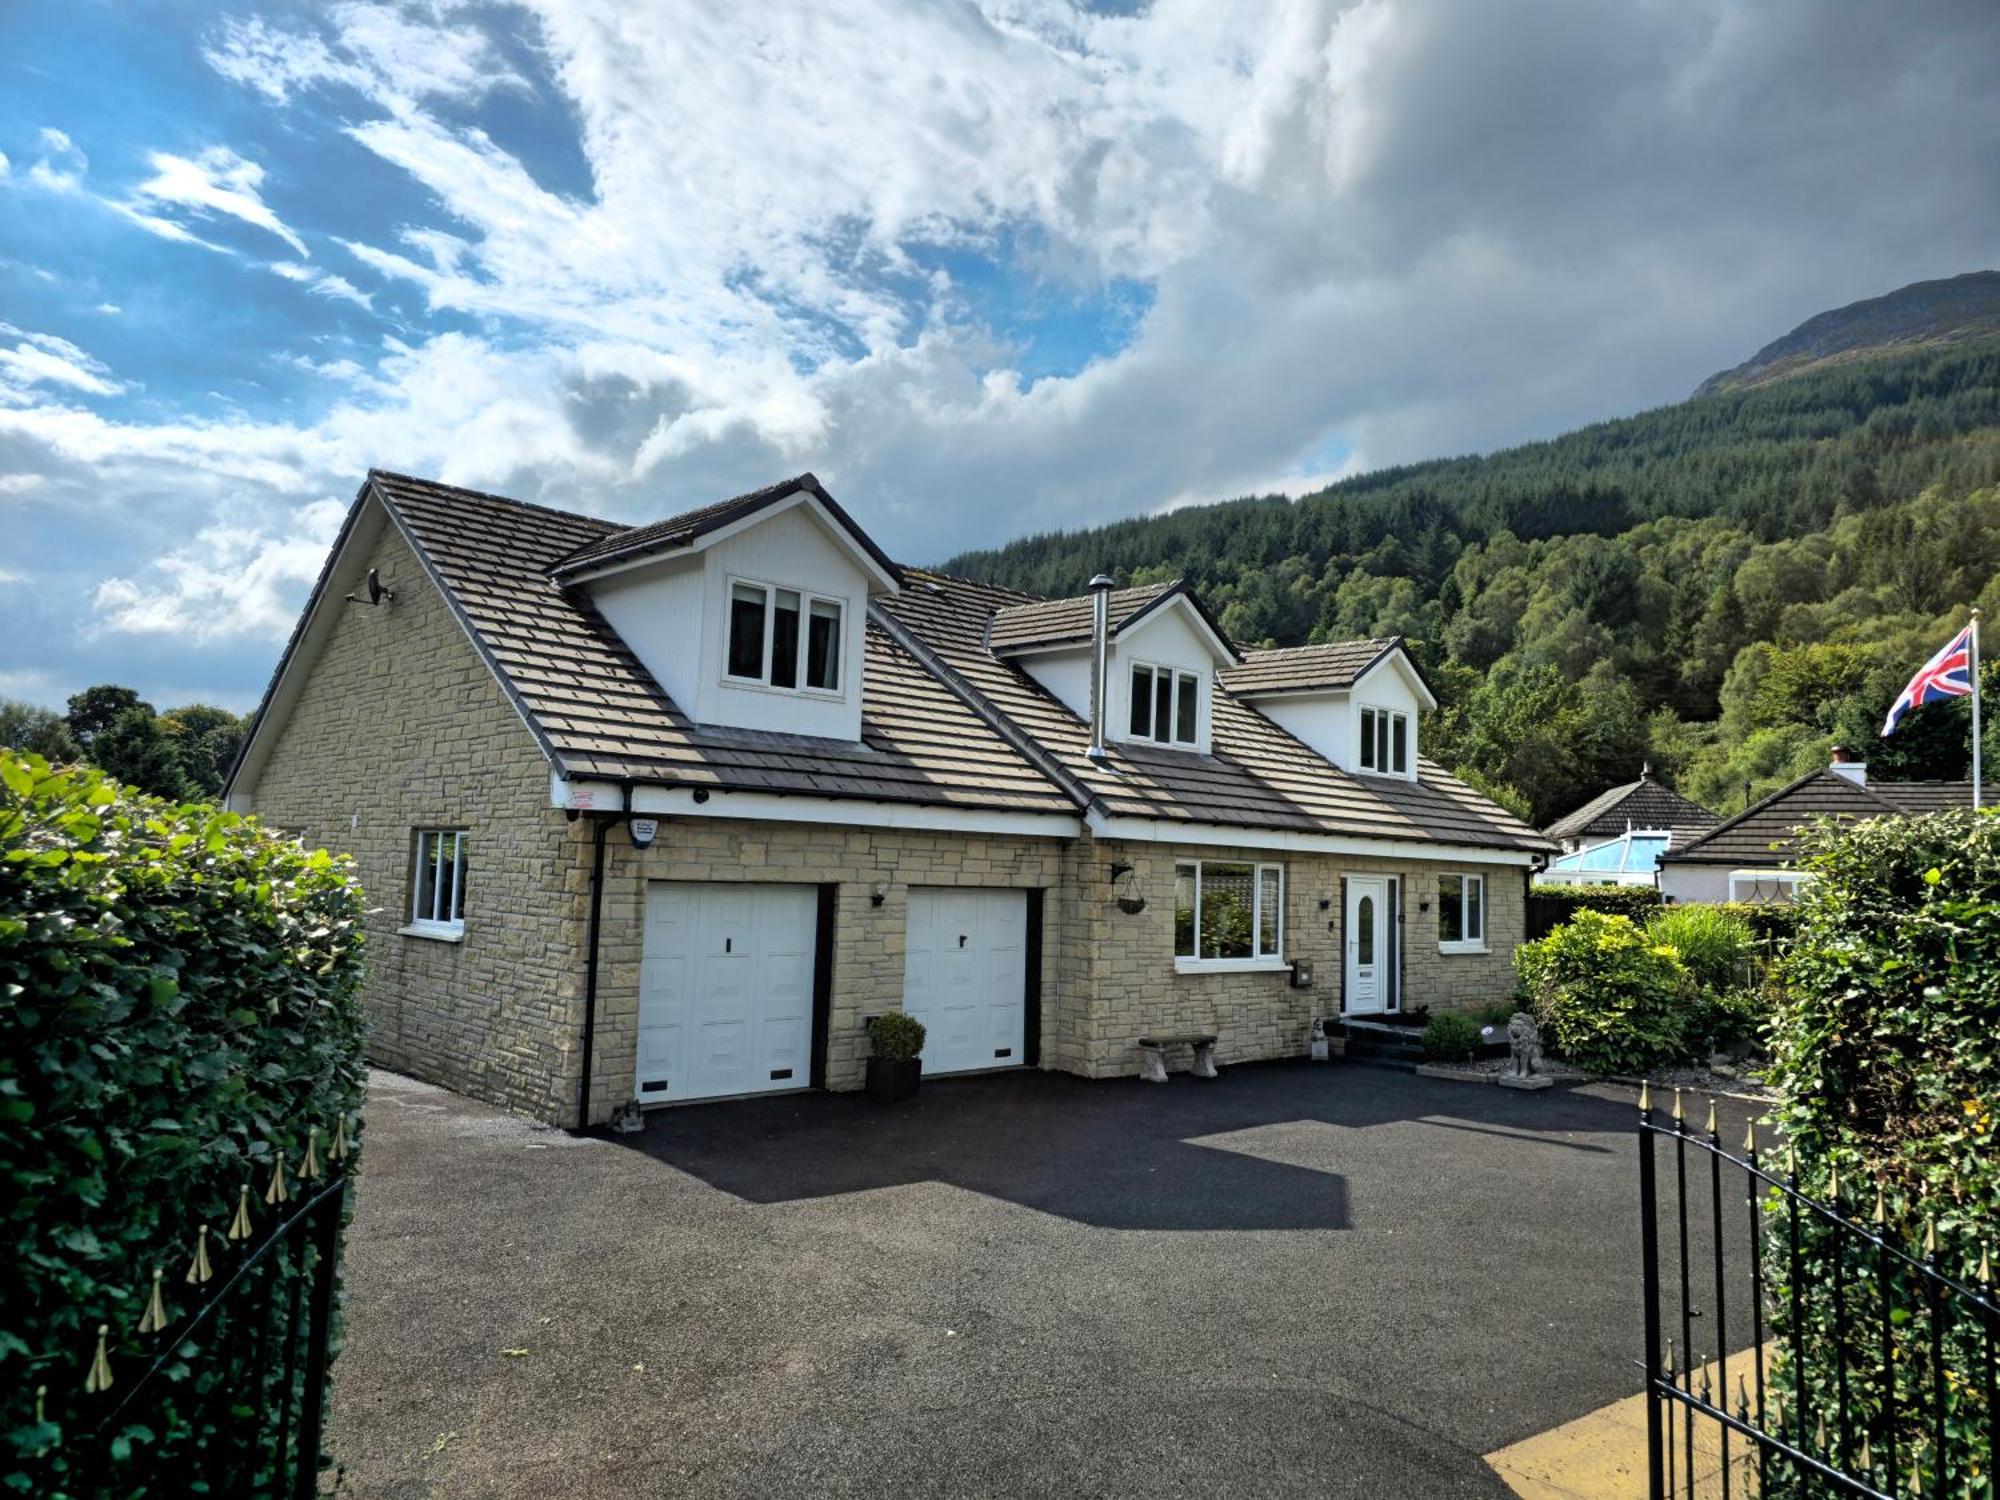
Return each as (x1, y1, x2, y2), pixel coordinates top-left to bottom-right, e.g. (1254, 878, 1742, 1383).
(1137, 1033, 1220, 1083)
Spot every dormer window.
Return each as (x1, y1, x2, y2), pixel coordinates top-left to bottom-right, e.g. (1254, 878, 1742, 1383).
(727, 579, 844, 694)
(1359, 706, 1410, 775)
(1130, 662, 1199, 746)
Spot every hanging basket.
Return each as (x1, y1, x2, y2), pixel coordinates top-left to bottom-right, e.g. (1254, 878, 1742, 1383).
(1116, 893, 1148, 915)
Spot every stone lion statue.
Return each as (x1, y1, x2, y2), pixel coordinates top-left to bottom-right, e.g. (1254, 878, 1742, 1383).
(1506, 1011, 1544, 1080)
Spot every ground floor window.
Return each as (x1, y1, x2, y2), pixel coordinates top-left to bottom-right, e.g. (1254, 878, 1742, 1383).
(1174, 860, 1284, 965)
(1437, 872, 1483, 950)
(408, 829, 467, 935)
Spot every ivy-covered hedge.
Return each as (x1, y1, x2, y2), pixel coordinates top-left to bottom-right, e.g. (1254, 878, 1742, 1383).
(0, 752, 367, 1493)
(1762, 809, 1997, 1490)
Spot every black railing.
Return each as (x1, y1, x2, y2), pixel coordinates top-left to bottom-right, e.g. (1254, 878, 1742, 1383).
(33, 1164, 349, 1499)
(1639, 1090, 1998, 1498)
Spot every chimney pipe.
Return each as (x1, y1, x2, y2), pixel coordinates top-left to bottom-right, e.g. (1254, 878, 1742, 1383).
(1828, 745, 1867, 785)
(1087, 573, 1114, 762)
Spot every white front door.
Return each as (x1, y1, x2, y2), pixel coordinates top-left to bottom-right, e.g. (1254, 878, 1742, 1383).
(903, 888, 1027, 1075)
(636, 882, 817, 1104)
(1344, 876, 1390, 1015)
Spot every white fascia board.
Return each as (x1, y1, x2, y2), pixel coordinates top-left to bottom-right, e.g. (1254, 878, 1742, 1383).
(558, 490, 902, 596)
(1086, 810, 1536, 866)
(550, 774, 1081, 837)
(1352, 648, 1439, 712)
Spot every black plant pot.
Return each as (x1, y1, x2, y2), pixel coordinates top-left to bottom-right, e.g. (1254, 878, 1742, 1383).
(867, 1056, 922, 1104)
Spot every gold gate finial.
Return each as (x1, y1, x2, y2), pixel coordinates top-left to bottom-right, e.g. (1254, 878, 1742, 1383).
(228, 1184, 254, 1242)
(329, 1115, 351, 1163)
(265, 1152, 289, 1206)
(84, 1325, 113, 1394)
(137, 1268, 168, 1334)
(1638, 1081, 1650, 1112)
(186, 1225, 213, 1284)
(300, 1126, 322, 1182)
(1672, 1088, 1684, 1122)
(1743, 1121, 1756, 1154)
(1704, 1099, 1717, 1136)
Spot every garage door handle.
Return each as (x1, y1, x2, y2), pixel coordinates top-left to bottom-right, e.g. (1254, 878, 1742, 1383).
(725, 937, 732, 953)
(958, 934, 968, 947)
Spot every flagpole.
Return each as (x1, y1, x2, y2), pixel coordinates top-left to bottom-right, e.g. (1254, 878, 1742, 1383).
(1974, 608, 1983, 811)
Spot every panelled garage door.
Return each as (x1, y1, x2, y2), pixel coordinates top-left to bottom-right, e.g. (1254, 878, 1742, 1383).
(902, 888, 1028, 1075)
(636, 882, 817, 1105)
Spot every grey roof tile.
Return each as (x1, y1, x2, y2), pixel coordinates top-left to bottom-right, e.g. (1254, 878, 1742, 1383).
(1544, 774, 1721, 847)
(1217, 640, 1397, 696)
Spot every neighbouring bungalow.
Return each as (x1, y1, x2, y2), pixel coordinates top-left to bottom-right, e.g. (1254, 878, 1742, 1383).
(226, 470, 1552, 1126)
(1539, 769, 1720, 890)
(1656, 746, 1995, 903)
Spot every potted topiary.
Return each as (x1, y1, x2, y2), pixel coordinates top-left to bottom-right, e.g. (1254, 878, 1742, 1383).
(865, 1012, 926, 1103)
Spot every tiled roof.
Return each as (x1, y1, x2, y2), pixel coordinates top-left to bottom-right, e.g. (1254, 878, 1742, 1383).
(546, 471, 901, 585)
(1544, 774, 1721, 846)
(1218, 640, 1396, 697)
(368, 472, 1073, 815)
(1661, 770, 1997, 865)
(314, 472, 1547, 851)
(882, 572, 1550, 852)
(986, 583, 1171, 652)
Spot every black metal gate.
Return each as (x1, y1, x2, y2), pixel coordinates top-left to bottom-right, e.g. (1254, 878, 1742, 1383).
(28, 1144, 350, 1497)
(1638, 1088, 1997, 1498)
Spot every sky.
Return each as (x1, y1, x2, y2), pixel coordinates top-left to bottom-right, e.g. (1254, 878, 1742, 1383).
(3, 0, 1998, 714)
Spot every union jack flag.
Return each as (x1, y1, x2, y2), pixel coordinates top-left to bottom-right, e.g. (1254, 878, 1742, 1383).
(1881, 623, 1976, 737)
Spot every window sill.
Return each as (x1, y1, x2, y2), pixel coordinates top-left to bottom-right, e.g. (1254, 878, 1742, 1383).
(1437, 941, 1489, 956)
(399, 922, 465, 944)
(1174, 956, 1289, 975)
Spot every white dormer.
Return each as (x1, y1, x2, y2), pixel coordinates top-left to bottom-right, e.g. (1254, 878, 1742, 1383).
(1218, 639, 1436, 780)
(554, 475, 899, 742)
(988, 582, 1237, 756)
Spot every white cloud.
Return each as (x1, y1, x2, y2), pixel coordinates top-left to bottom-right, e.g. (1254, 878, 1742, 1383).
(0, 150, 9, 177)
(307, 273, 372, 310)
(26, 128, 86, 193)
(130, 147, 308, 256)
(0, 324, 124, 399)
(95, 303, 121, 316)
(267, 261, 314, 282)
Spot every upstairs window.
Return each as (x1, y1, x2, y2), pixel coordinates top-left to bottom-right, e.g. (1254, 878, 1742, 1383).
(1129, 662, 1200, 746)
(1359, 706, 1410, 775)
(726, 579, 844, 694)
(408, 829, 467, 936)
(1437, 872, 1484, 950)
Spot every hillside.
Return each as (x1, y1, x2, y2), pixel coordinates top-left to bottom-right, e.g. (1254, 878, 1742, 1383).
(1694, 271, 2000, 396)
(940, 290, 2000, 827)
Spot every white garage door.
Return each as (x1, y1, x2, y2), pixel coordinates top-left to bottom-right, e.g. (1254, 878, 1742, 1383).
(636, 882, 816, 1105)
(902, 888, 1027, 1075)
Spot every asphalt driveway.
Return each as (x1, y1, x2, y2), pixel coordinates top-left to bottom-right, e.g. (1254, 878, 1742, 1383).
(327, 1063, 1761, 1499)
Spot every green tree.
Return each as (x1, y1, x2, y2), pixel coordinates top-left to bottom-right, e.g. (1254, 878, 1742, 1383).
(89, 705, 191, 800)
(0, 699, 78, 762)
(64, 684, 148, 751)
(160, 703, 245, 798)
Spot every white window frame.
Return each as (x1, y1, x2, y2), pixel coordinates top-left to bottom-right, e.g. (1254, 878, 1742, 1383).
(403, 828, 466, 941)
(1358, 705, 1412, 778)
(1437, 871, 1485, 953)
(722, 575, 847, 698)
(1128, 660, 1202, 747)
(1173, 859, 1286, 972)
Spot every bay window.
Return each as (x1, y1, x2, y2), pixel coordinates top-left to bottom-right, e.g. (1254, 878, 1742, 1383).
(1174, 860, 1285, 967)
(726, 579, 844, 693)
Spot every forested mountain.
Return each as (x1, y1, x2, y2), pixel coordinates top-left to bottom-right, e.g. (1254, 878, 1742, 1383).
(941, 297, 2000, 827)
(1695, 271, 2000, 396)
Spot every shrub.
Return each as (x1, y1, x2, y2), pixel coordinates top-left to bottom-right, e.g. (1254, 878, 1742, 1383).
(866, 1011, 926, 1063)
(1528, 884, 1664, 920)
(1703, 899, 1798, 946)
(1761, 809, 2000, 1482)
(1421, 1012, 1481, 1063)
(1644, 903, 1755, 994)
(1514, 909, 1696, 1074)
(0, 752, 367, 1490)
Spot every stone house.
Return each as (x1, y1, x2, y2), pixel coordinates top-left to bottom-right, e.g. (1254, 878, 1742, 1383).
(227, 471, 1552, 1126)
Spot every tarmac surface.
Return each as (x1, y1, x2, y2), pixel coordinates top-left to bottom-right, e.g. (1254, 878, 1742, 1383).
(326, 1062, 1765, 1498)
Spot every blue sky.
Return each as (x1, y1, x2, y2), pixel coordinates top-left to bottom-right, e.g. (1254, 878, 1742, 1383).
(4, 0, 1998, 714)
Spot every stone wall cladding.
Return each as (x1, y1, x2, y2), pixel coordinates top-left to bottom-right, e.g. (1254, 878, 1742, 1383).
(590, 820, 1066, 1121)
(1076, 840, 1525, 1078)
(245, 525, 590, 1125)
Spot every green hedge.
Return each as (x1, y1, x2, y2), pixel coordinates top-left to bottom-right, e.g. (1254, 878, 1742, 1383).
(1515, 909, 1696, 1074)
(1762, 809, 1998, 1489)
(1529, 883, 1664, 922)
(0, 752, 367, 1493)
